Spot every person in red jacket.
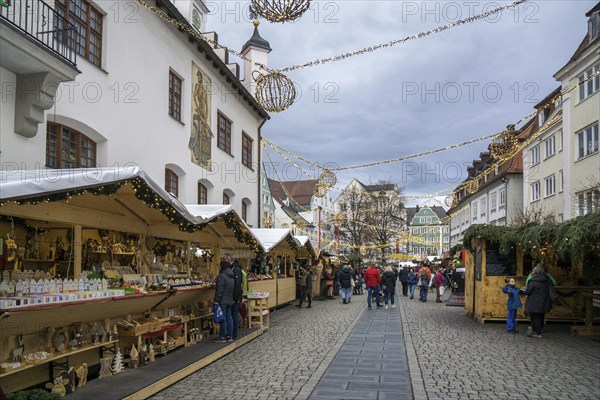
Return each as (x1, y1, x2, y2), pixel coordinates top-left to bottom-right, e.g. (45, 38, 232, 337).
(364, 264, 382, 309)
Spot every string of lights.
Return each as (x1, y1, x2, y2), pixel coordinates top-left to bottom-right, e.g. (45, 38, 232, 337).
(279, 0, 529, 72)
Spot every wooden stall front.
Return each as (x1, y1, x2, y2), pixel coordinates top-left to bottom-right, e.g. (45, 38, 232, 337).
(465, 238, 600, 324)
(0, 170, 263, 394)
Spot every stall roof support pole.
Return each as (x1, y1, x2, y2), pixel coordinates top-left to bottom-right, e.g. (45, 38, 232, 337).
(74, 224, 82, 278)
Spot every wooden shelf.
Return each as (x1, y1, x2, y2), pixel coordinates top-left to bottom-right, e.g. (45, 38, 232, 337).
(23, 260, 70, 263)
(0, 340, 119, 378)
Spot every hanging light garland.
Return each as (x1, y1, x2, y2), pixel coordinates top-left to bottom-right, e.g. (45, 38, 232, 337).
(465, 179, 479, 194)
(254, 71, 297, 113)
(279, 0, 528, 72)
(250, 0, 312, 23)
(444, 194, 458, 209)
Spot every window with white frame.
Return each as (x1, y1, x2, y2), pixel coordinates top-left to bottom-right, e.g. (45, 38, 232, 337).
(531, 145, 540, 165)
(491, 192, 497, 211)
(559, 170, 564, 192)
(443, 237, 449, 243)
(577, 188, 599, 216)
(499, 188, 506, 206)
(577, 123, 599, 159)
(473, 203, 478, 220)
(531, 181, 541, 202)
(545, 135, 555, 158)
(545, 175, 556, 197)
(480, 198, 486, 216)
(591, 11, 599, 41)
(559, 130, 563, 151)
(578, 64, 600, 101)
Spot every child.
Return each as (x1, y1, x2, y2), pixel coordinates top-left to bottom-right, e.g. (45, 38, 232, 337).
(502, 277, 522, 333)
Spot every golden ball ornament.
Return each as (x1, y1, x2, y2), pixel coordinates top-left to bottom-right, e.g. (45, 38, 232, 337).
(254, 71, 297, 113)
(250, 0, 312, 23)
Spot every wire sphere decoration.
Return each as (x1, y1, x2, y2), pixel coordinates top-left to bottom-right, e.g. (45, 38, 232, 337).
(319, 170, 337, 188)
(465, 179, 479, 194)
(444, 194, 458, 208)
(489, 132, 518, 160)
(250, 0, 312, 23)
(254, 71, 297, 113)
(314, 184, 328, 199)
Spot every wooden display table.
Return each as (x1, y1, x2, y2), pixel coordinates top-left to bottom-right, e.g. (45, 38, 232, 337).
(247, 294, 269, 332)
(247, 280, 276, 308)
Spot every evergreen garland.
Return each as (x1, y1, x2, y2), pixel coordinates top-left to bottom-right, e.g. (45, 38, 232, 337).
(463, 211, 600, 261)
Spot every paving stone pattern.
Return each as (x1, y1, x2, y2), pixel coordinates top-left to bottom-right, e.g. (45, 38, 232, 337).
(309, 305, 412, 400)
(151, 298, 365, 400)
(399, 293, 600, 400)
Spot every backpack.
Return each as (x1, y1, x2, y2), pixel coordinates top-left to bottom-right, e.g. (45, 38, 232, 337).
(548, 283, 559, 304)
(419, 269, 429, 285)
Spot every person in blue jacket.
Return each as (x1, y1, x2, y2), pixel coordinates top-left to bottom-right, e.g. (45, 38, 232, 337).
(502, 277, 522, 334)
(406, 268, 419, 300)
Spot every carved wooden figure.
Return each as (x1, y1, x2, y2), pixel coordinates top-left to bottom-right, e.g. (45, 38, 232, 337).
(75, 363, 88, 388)
(98, 357, 113, 378)
(12, 335, 24, 362)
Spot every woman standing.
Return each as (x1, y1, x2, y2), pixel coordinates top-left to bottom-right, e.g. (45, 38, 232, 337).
(407, 268, 418, 300)
(382, 266, 397, 309)
(434, 268, 445, 303)
(524, 265, 552, 338)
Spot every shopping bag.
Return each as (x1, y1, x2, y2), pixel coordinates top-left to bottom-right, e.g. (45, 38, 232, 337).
(212, 303, 224, 323)
(439, 285, 445, 296)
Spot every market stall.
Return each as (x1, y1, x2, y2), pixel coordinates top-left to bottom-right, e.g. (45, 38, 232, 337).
(250, 229, 301, 308)
(462, 213, 600, 325)
(0, 167, 263, 394)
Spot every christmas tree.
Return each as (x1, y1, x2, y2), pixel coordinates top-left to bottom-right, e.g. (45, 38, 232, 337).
(111, 349, 124, 374)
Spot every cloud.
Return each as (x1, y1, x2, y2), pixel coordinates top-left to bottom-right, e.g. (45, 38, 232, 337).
(207, 0, 597, 200)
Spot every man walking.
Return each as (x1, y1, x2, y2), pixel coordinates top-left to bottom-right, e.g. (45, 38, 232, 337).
(230, 258, 243, 340)
(339, 264, 353, 304)
(417, 263, 432, 302)
(214, 258, 235, 342)
(364, 264, 382, 310)
(297, 265, 313, 308)
(398, 266, 409, 297)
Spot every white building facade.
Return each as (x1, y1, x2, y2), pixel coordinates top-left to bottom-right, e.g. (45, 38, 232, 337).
(1, 0, 270, 227)
(554, 4, 600, 218)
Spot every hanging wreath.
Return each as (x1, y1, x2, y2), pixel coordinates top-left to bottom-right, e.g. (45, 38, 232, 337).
(314, 184, 328, 198)
(489, 132, 518, 160)
(444, 194, 458, 208)
(250, 0, 312, 23)
(254, 71, 297, 113)
(319, 170, 337, 188)
(465, 179, 479, 194)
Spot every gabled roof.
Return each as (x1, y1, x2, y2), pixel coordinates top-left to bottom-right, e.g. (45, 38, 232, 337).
(251, 228, 298, 253)
(281, 205, 313, 227)
(405, 205, 448, 224)
(268, 178, 319, 207)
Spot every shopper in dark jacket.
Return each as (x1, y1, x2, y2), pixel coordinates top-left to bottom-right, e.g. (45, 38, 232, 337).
(382, 266, 397, 309)
(524, 265, 552, 339)
(398, 267, 409, 297)
(407, 268, 418, 299)
(339, 265, 353, 304)
(230, 259, 243, 340)
(297, 265, 313, 308)
(214, 261, 235, 343)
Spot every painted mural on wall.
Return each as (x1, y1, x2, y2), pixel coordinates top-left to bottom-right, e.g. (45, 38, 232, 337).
(188, 62, 213, 169)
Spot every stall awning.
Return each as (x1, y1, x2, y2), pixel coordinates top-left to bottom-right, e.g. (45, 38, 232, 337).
(251, 228, 299, 253)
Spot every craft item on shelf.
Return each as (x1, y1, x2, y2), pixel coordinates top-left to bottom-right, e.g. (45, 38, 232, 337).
(12, 334, 24, 362)
(46, 376, 69, 398)
(60, 368, 76, 395)
(75, 363, 88, 388)
(111, 350, 125, 374)
(139, 344, 148, 366)
(52, 328, 69, 353)
(98, 357, 113, 378)
(111, 325, 119, 341)
(148, 343, 155, 362)
(129, 345, 139, 368)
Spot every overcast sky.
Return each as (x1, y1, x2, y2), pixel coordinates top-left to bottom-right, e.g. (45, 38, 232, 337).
(205, 0, 597, 203)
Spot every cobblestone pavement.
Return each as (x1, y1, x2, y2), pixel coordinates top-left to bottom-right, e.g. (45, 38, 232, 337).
(151, 290, 600, 400)
(151, 296, 366, 400)
(398, 291, 600, 400)
(309, 302, 412, 400)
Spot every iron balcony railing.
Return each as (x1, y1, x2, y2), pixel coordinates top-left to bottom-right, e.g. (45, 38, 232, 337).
(1, 0, 77, 66)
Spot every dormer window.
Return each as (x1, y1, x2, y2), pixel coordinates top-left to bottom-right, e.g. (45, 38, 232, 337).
(590, 11, 599, 40)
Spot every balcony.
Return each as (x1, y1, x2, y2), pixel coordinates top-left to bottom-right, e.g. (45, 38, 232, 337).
(1, 0, 80, 138)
